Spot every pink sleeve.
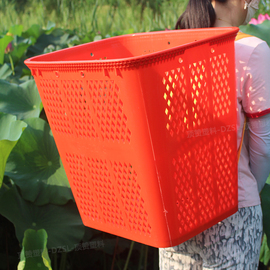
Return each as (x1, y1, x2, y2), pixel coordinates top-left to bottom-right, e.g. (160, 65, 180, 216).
(242, 41, 270, 118)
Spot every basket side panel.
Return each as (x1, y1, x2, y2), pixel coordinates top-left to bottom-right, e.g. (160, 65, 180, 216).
(139, 39, 238, 247)
(32, 67, 171, 247)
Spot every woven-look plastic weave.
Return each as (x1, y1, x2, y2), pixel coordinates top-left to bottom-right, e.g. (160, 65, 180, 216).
(25, 27, 239, 248)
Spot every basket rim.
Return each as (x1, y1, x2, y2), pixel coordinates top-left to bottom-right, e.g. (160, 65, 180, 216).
(24, 27, 239, 71)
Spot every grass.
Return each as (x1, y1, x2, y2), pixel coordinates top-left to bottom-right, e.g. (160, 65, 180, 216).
(0, 0, 187, 35)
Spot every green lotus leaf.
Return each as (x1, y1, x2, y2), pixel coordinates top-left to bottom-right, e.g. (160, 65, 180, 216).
(0, 35, 13, 65)
(0, 140, 17, 188)
(45, 21, 56, 33)
(0, 185, 84, 249)
(22, 24, 44, 41)
(0, 112, 27, 187)
(5, 118, 73, 205)
(18, 229, 52, 270)
(0, 63, 13, 79)
(8, 25, 23, 37)
(0, 113, 27, 141)
(0, 79, 41, 120)
(10, 41, 31, 64)
(26, 30, 70, 57)
(261, 183, 270, 249)
(240, 20, 270, 46)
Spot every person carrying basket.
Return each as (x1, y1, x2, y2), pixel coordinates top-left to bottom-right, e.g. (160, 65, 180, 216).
(159, 0, 270, 269)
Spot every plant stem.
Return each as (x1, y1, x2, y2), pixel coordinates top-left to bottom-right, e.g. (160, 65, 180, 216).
(59, 251, 67, 270)
(123, 241, 134, 270)
(138, 244, 145, 270)
(116, 260, 122, 270)
(110, 236, 119, 270)
(8, 53, 14, 75)
(154, 248, 159, 270)
(5, 226, 10, 270)
(144, 245, 148, 270)
(53, 252, 58, 270)
(2, 183, 10, 190)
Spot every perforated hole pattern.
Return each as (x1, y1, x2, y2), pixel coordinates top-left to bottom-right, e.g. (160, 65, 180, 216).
(62, 80, 98, 138)
(66, 153, 100, 221)
(163, 54, 231, 139)
(163, 67, 188, 139)
(214, 133, 236, 212)
(172, 133, 236, 235)
(40, 77, 152, 235)
(163, 54, 236, 236)
(41, 79, 73, 134)
(163, 59, 213, 140)
(41, 79, 131, 142)
(189, 60, 211, 129)
(88, 80, 131, 142)
(173, 148, 198, 234)
(211, 53, 231, 119)
(65, 153, 151, 235)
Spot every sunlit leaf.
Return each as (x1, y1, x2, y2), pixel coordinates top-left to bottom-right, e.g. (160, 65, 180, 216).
(18, 229, 52, 270)
(0, 185, 84, 249)
(0, 112, 27, 187)
(0, 35, 13, 64)
(94, 35, 102, 41)
(0, 113, 27, 141)
(0, 79, 41, 119)
(45, 21, 56, 33)
(260, 234, 270, 267)
(0, 63, 12, 79)
(266, 173, 270, 185)
(5, 118, 73, 205)
(8, 25, 23, 37)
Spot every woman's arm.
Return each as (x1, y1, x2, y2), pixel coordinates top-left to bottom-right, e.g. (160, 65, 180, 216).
(248, 113, 270, 192)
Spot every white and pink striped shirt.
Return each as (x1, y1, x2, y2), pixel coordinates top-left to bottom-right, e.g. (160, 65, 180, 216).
(235, 35, 270, 208)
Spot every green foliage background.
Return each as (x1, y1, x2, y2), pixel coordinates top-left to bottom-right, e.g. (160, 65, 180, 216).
(0, 0, 187, 35)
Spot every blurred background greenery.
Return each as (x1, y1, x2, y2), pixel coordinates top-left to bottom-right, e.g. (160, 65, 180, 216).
(0, 0, 268, 36)
(0, 0, 187, 35)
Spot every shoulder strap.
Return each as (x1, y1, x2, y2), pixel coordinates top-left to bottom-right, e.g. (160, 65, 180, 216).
(235, 32, 250, 162)
(237, 118, 246, 162)
(235, 32, 253, 41)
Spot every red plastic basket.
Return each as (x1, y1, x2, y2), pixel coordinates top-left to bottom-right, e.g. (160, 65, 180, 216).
(25, 27, 239, 248)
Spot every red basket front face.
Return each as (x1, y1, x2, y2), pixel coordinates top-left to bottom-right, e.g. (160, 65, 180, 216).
(25, 27, 239, 248)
